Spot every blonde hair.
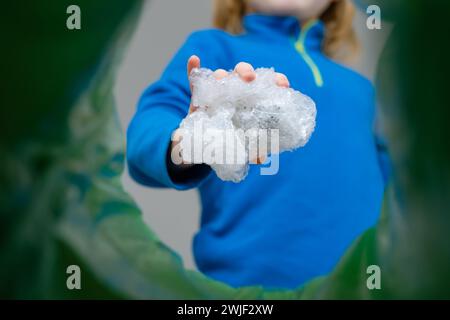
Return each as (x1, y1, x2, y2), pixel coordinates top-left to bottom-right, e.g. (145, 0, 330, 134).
(213, 0, 359, 62)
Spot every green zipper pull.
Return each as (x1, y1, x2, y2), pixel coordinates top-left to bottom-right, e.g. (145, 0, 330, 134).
(294, 20, 324, 87)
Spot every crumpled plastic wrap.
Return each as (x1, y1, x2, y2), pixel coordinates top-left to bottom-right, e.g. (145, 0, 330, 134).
(178, 67, 317, 182)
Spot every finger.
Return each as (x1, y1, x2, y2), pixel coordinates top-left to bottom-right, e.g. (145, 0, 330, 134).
(257, 155, 267, 165)
(213, 69, 228, 80)
(249, 154, 267, 165)
(188, 103, 198, 114)
(234, 62, 256, 82)
(187, 55, 201, 92)
(172, 128, 183, 143)
(187, 55, 201, 77)
(275, 73, 290, 88)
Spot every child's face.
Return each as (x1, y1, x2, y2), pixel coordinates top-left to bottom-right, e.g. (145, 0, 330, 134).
(247, 0, 335, 20)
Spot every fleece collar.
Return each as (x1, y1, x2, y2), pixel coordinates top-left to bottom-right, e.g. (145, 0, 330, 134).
(243, 13, 325, 52)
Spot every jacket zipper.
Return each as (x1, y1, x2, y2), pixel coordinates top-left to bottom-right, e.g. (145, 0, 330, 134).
(293, 20, 324, 87)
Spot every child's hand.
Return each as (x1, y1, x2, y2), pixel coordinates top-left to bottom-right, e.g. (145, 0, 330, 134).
(171, 55, 290, 167)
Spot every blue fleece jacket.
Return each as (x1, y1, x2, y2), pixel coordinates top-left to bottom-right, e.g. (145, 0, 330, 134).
(127, 14, 387, 289)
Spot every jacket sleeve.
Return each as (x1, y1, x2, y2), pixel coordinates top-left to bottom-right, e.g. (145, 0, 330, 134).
(126, 31, 222, 190)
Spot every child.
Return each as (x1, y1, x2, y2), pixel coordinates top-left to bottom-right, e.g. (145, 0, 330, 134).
(127, 0, 387, 289)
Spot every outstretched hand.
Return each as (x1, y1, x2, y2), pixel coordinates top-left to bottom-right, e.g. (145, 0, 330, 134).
(171, 55, 292, 167)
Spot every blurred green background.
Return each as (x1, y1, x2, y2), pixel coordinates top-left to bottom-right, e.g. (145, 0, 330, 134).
(1, 0, 449, 299)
